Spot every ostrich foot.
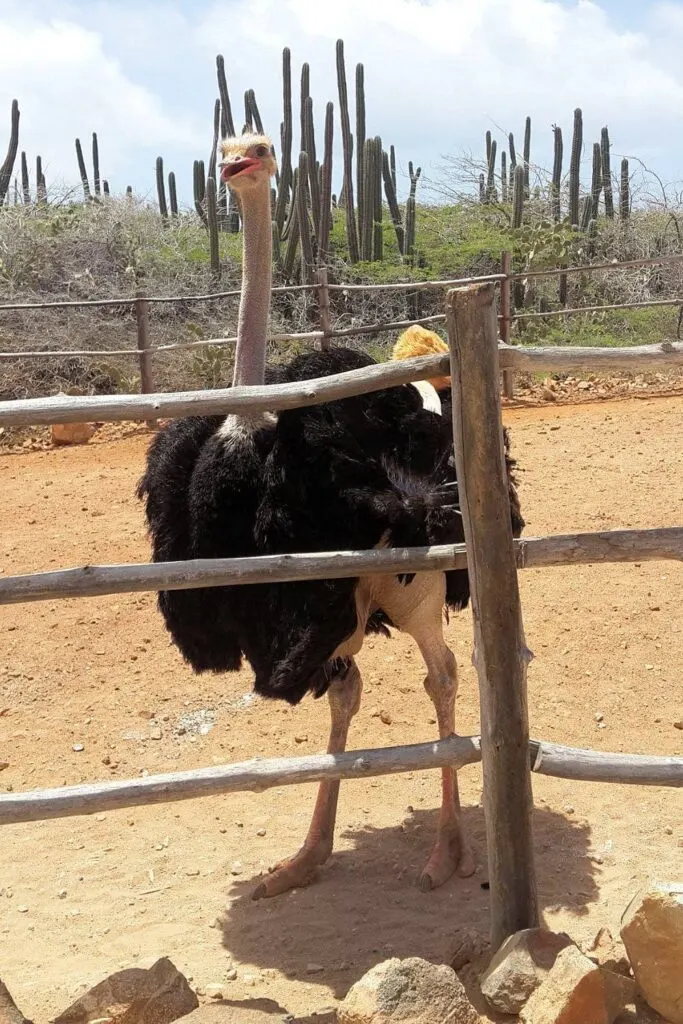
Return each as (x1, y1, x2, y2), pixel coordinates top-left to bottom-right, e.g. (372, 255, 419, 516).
(251, 843, 330, 900)
(419, 824, 476, 892)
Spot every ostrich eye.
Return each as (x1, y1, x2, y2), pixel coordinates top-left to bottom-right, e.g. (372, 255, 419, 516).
(255, 145, 268, 157)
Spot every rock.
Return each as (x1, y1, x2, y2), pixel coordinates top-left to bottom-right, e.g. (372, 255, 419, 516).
(337, 957, 479, 1024)
(621, 881, 683, 1023)
(51, 421, 96, 446)
(449, 928, 489, 971)
(520, 945, 635, 1024)
(480, 927, 573, 1013)
(204, 984, 226, 1000)
(53, 957, 198, 1024)
(583, 927, 631, 976)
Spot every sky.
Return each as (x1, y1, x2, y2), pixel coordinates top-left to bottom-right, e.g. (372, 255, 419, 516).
(2, 0, 683, 206)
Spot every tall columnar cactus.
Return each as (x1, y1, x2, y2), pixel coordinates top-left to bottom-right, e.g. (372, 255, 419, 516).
(404, 193, 416, 265)
(282, 169, 300, 280)
(209, 98, 220, 181)
(335, 39, 360, 263)
(275, 47, 293, 233)
(408, 160, 421, 200)
(36, 155, 47, 204)
(479, 173, 486, 203)
(620, 157, 630, 221)
(303, 95, 320, 239)
(372, 136, 383, 261)
(382, 149, 405, 254)
(243, 91, 253, 132)
(590, 141, 602, 219)
(0, 100, 19, 206)
(486, 139, 497, 203)
(20, 151, 29, 204)
(512, 163, 525, 228)
(551, 125, 563, 221)
(216, 54, 236, 137)
(361, 137, 373, 260)
(300, 63, 310, 152)
(193, 159, 207, 226)
(355, 62, 366, 247)
(103, 180, 110, 196)
(568, 107, 582, 227)
(601, 126, 614, 219)
(246, 89, 265, 135)
(168, 172, 179, 216)
(75, 138, 91, 200)
(206, 175, 220, 279)
(297, 151, 314, 284)
(580, 194, 593, 231)
(500, 151, 508, 204)
(318, 101, 334, 264)
(389, 145, 397, 194)
(92, 132, 101, 196)
(156, 156, 168, 222)
(523, 116, 531, 198)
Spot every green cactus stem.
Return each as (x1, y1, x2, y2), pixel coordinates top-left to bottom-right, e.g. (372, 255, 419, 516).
(275, 47, 293, 233)
(404, 194, 416, 264)
(102, 180, 110, 196)
(36, 155, 46, 204)
(601, 126, 614, 219)
(580, 194, 593, 232)
(75, 137, 91, 200)
(318, 101, 334, 264)
(372, 136, 383, 261)
(390, 145, 397, 194)
(568, 108, 582, 227)
(282, 173, 300, 281)
(382, 149, 404, 254)
(193, 159, 207, 225)
(168, 171, 179, 216)
(92, 132, 101, 196)
(620, 157, 630, 220)
(300, 63, 310, 151)
(486, 129, 492, 164)
(512, 163, 525, 228)
(0, 100, 19, 206)
(551, 125, 563, 221)
(272, 219, 282, 272)
(356, 62, 366, 246)
(209, 99, 220, 180)
(246, 89, 264, 134)
(303, 95, 320, 240)
(523, 116, 531, 198)
(589, 142, 602, 219)
(156, 156, 168, 222)
(408, 161, 421, 200)
(335, 39, 359, 263)
(20, 151, 29, 204)
(297, 151, 314, 284)
(361, 138, 373, 260)
(216, 55, 235, 137)
(501, 151, 508, 204)
(486, 139, 497, 203)
(126, 185, 133, 198)
(206, 175, 220, 279)
(479, 173, 486, 203)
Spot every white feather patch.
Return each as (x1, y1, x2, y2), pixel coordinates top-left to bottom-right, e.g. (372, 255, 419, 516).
(410, 379, 442, 416)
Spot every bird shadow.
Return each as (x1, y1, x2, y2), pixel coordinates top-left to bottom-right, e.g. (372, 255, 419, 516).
(218, 803, 598, 1004)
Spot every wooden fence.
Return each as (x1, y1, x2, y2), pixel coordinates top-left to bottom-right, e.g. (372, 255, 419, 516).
(0, 282, 682, 950)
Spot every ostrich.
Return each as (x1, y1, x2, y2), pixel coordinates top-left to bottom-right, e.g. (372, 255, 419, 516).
(138, 133, 524, 899)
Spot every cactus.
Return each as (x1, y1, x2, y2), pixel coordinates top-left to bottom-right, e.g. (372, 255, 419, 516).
(382, 150, 404, 254)
(36, 155, 47, 204)
(243, 91, 253, 132)
(282, 170, 300, 280)
(193, 159, 207, 225)
(486, 139, 497, 202)
(156, 156, 168, 222)
(601, 126, 614, 218)
(512, 163, 525, 228)
(408, 160, 421, 200)
(335, 39, 359, 263)
(551, 125, 563, 221)
(479, 173, 486, 203)
(246, 89, 264, 134)
(568, 108, 582, 227)
(580, 194, 593, 232)
(20, 151, 29, 204)
(297, 152, 314, 284)
(590, 141, 602, 220)
(168, 171, 179, 216)
(216, 55, 236, 137)
(501, 151, 508, 204)
(355, 62, 366, 246)
(126, 185, 133, 198)
(272, 219, 282, 271)
(317, 101, 334, 264)
(303, 96, 320, 240)
(620, 157, 630, 220)
(209, 98, 221, 183)
(361, 138, 373, 260)
(275, 47, 293, 233)
(404, 194, 416, 264)
(485, 129, 492, 165)
(523, 116, 531, 198)
(372, 136, 383, 261)
(103, 180, 110, 196)
(206, 175, 220, 279)
(300, 63, 310, 151)
(92, 132, 101, 196)
(75, 137, 91, 200)
(0, 100, 19, 206)
(389, 145, 397, 194)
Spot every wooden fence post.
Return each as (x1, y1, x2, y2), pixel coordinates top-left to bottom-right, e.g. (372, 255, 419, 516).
(446, 281, 538, 950)
(316, 267, 331, 351)
(500, 250, 514, 399)
(134, 292, 156, 429)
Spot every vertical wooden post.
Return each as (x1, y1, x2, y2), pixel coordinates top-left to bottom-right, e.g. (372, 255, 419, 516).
(316, 266, 331, 351)
(135, 292, 156, 429)
(446, 282, 538, 950)
(500, 250, 515, 399)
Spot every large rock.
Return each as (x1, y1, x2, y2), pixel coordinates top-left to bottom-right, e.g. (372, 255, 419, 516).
(337, 957, 480, 1024)
(480, 927, 574, 1013)
(520, 945, 635, 1024)
(53, 957, 198, 1024)
(621, 881, 683, 1024)
(51, 420, 96, 445)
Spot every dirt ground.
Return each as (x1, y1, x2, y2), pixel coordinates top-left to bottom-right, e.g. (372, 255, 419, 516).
(1, 394, 682, 1022)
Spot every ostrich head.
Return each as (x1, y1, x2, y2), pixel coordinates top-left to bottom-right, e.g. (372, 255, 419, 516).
(220, 133, 277, 195)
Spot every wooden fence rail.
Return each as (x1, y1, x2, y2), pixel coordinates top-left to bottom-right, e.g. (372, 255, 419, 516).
(1, 343, 681, 428)
(0, 527, 681, 606)
(1, 737, 681, 828)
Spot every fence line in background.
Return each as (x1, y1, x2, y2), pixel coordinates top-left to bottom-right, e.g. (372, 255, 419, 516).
(1, 736, 680, 828)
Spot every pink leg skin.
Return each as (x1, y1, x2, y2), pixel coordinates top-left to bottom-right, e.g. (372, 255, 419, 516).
(418, 645, 476, 891)
(252, 661, 362, 900)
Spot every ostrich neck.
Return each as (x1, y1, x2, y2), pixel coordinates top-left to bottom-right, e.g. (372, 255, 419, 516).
(232, 184, 272, 388)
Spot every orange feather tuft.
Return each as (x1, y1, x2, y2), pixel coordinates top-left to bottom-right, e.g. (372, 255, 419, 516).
(391, 325, 451, 391)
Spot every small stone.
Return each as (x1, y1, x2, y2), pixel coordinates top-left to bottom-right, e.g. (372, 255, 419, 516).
(665, 826, 674, 835)
(306, 963, 324, 974)
(72, 743, 84, 752)
(17, 905, 28, 913)
(480, 927, 573, 1013)
(243, 974, 257, 987)
(230, 861, 243, 876)
(0, 762, 9, 771)
(379, 711, 392, 725)
(294, 735, 308, 744)
(185, 867, 200, 877)
(337, 957, 479, 1024)
(256, 828, 266, 837)
(149, 725, 162, 740)
(621, 881, 683, 1023)
(674, 720, 683, 730)
(595, 713, 604, 722)
(51, 421, 96, 446)
(225, 968, 237, 981)
(564, 805, 575, 815)
(57, 889, 68, 899)
(205, 983, 225, 999)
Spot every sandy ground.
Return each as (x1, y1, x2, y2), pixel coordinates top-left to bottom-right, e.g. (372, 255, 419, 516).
(0, 395, 682, 1022)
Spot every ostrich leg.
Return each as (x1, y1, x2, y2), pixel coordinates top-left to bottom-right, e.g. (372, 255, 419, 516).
(252, 659, 362, 899)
